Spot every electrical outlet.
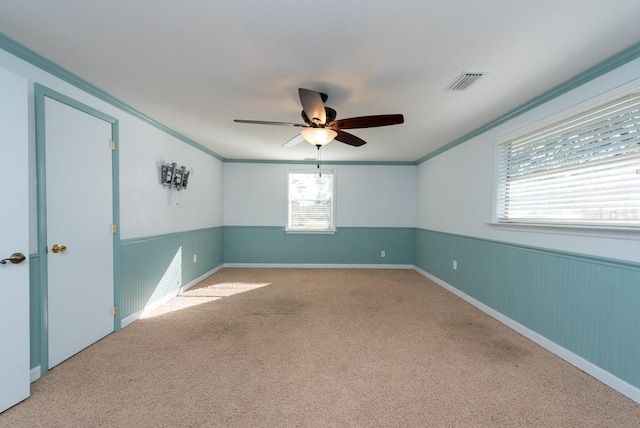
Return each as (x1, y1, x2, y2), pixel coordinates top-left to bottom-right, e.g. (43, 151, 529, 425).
(381, 250, 386, 258)
(193, 254, 198, 263)
(453, 260, 458, 270)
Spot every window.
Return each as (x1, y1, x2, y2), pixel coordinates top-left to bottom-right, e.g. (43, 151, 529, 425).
(287, 170, 335, 232)
(497, 92, 640, 228)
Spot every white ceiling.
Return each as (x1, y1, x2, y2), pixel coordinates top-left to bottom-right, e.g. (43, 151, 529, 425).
(2, 1, 640, 162)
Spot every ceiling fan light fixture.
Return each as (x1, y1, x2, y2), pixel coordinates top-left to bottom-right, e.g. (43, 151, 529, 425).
(300, 127, 337, 146)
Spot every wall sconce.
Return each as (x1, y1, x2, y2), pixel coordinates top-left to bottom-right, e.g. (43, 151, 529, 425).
(161, 162, 191, 191)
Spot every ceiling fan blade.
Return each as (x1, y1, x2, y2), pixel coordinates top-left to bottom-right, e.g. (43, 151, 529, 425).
(282, 134, 306, 148)
(234, 119, 306, 127)
(335, 130, 367, 147)
(328, 114, 404, 129)
(298, 88, 326, 125)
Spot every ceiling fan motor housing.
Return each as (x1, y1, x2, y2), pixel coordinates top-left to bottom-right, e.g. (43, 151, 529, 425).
(301, 107, 337, 126)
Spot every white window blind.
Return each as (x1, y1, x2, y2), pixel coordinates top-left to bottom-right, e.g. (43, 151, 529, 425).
(497, 92, 640, 227)
(287, 170, 335, 231)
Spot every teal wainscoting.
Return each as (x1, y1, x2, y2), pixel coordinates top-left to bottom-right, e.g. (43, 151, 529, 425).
(119, 227, 224, 321)
(415, 228, 640, 390)
(29, 254, 41, 371)
(224, 226, 415, 265)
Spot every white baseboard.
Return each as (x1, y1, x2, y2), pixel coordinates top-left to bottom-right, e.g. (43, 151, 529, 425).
(223, 263, 414, 269)
(120, 308, 144, 329)
(413, 266, 640, 404)
(30, 366, 40, 383)
(179, 264, 224, 293)
(119, 264, 224, 329)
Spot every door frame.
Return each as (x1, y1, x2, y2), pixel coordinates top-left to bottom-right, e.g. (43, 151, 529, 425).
(34, 84, 120, 376)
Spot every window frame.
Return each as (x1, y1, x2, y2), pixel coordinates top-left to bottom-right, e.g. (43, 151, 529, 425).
(493, 80, 640, 231)
(285, 168, 337, 234)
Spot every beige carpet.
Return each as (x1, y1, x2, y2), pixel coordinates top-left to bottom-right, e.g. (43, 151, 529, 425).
(1, 268, 639, 427)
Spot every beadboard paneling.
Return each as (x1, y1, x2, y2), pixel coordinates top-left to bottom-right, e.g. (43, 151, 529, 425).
(119, 227, 223, 320)
(415, 228, 640, 389)
(224, 226, 415, 265)
(29, 254, 40, 370)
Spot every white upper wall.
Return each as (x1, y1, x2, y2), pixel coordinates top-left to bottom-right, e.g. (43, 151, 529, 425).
(224, 163, 416, 227)
(336, 165, 416, 227)
(0, 48, 224, 245)
(416, 56, 640, 263)
(119, 123, 223, 239)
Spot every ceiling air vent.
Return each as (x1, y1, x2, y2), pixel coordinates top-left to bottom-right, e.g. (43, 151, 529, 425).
(446, 71, 487, 91)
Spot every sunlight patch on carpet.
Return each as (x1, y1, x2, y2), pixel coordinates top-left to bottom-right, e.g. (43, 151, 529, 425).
(141, 281, 271, 318)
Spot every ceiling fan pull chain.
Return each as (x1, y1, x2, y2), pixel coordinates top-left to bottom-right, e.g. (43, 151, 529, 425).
(316, 145, 321, 177)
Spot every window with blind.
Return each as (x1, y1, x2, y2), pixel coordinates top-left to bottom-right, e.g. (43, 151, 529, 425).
(497, 92, 640, 228)
(287, 170, 335, 232)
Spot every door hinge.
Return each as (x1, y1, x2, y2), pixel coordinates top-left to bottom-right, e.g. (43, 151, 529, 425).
(111, 140, 116, 151)
(112, 305, 118, 316)
(112, 223, 117, 234)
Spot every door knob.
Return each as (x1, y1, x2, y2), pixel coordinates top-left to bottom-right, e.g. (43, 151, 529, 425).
(0, 252, 26, 265)
(51, 244, 67, 254)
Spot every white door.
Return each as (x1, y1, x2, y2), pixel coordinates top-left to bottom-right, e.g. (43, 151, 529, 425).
(44, 97, 114, 368)
(0, 69, 30, 412)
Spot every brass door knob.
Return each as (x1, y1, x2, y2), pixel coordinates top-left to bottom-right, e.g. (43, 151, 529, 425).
(51, 244, 67, 254)
(0, 252, 26, 265)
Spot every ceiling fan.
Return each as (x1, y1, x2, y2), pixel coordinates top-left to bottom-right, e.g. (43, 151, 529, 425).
(234, 88, 404, 149)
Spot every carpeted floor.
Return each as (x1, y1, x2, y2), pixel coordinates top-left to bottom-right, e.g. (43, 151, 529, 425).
(1, 268, 639, 427)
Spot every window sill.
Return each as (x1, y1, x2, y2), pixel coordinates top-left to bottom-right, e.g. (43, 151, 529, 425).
(284, 229, 337, 235)
(487, 222, 640, 240)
